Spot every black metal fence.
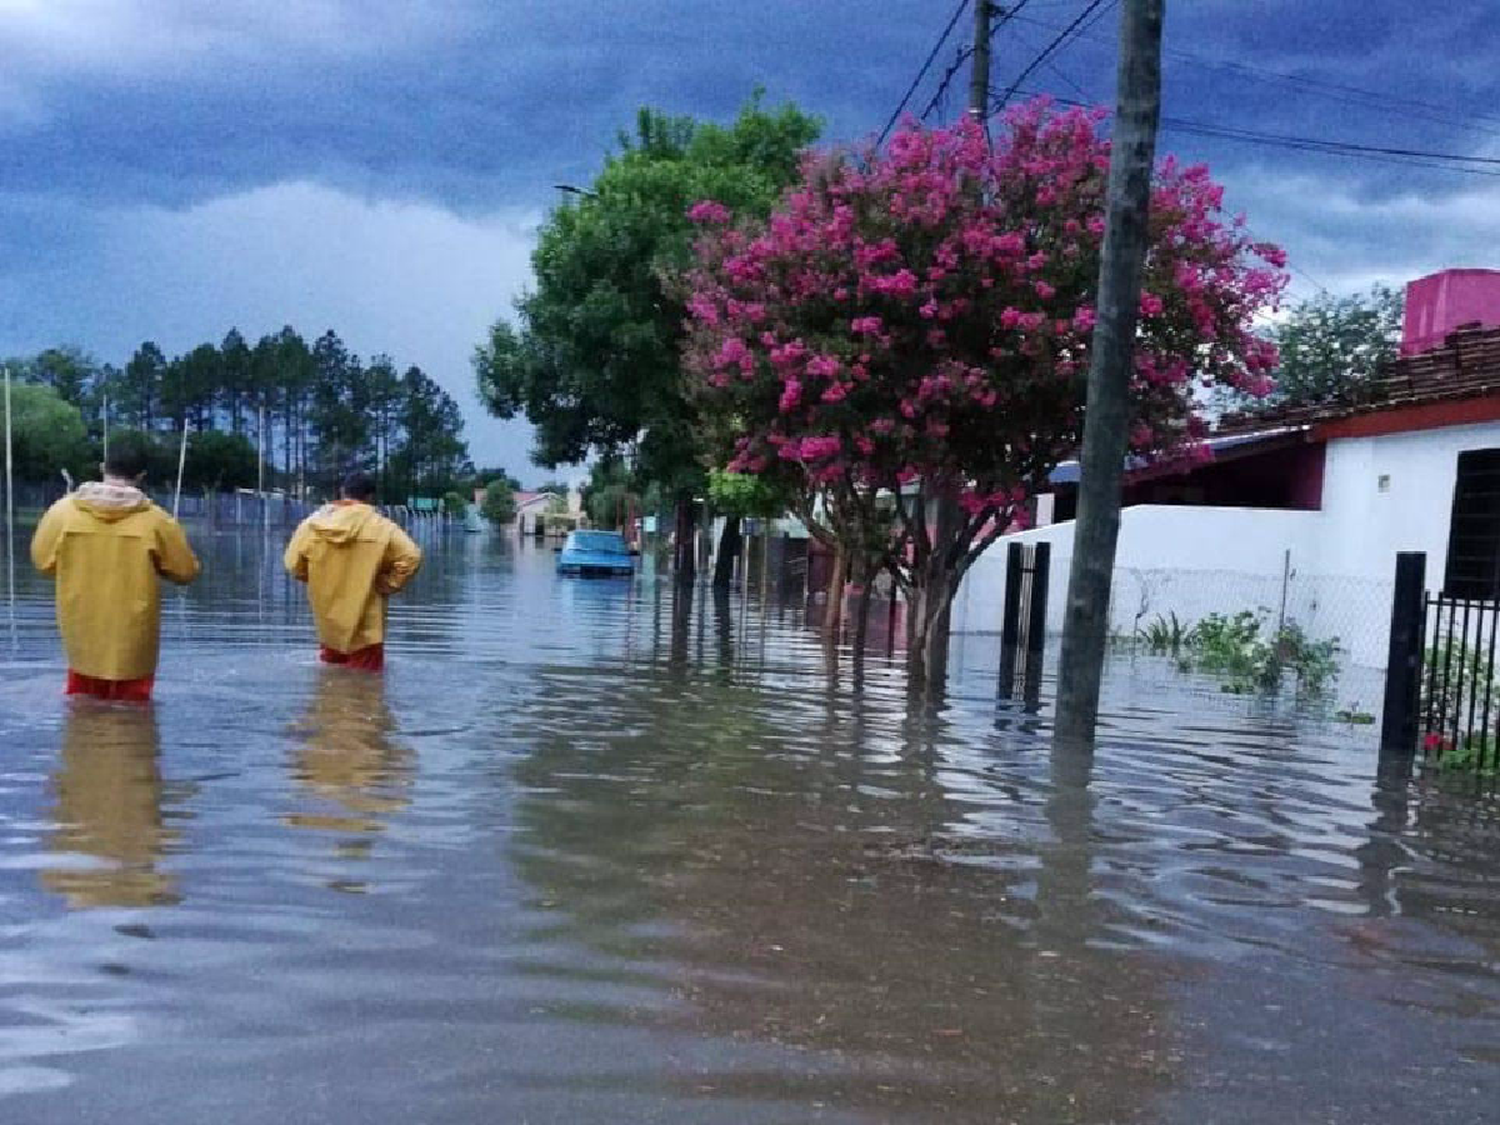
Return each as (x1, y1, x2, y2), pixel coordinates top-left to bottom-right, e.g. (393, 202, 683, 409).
(1383, 551, 1500, 773)
(999, 541, 1050, 701)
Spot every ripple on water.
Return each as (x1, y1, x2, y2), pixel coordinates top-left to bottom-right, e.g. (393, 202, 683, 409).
(0, 528, 1497, 1123)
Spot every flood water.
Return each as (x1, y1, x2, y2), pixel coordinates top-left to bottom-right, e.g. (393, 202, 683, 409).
(2, 527, 1498, 1123)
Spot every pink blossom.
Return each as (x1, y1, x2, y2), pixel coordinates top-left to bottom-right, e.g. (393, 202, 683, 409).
(688, 200, 732, 224)
(806, 355, 841, 380)
(797, 435, 842, 461)
(715, 337, 750, 370)
(687, 293, 719, 327)
(684, 102, 1288, 565)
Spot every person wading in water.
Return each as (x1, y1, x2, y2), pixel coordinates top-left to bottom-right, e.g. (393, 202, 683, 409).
(30, 439, 201, 702)
(283, 472, 422, 672)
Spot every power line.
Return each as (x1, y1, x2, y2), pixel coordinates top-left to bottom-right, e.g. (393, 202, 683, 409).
(878, 0, 971, 145)
(1008, 11, 1500, 138)
(992, 0, 1115, 113)
(991, 87, 1500, 179)
(919, 45, 975, 121)
(918, 0, 1042, 123)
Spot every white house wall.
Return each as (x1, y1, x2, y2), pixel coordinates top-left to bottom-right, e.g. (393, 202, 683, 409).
(1317, 421, 1500, 583)
(954, 419, 1500, 668)
(954, 505, 1324, 636)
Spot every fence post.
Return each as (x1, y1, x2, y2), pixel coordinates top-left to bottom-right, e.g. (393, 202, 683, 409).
(1381, 551, 1426, 752)
(999, 541, 1025, 696)
(1023, 542, 1051, 703)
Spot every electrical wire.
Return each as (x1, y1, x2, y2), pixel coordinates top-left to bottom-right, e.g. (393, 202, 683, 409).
(992, 0, 1115, 113)
(878, 0, 971, 144)
(917, 0, 1042, 123)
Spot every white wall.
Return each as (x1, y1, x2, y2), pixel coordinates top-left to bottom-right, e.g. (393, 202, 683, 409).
(954, 505, 1324, 636)
(954, 419, 1500, 668)
(1318, 421, 1500, 582)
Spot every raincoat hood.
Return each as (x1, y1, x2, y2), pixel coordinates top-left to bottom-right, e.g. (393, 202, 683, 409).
(306, 501, 380, 545)
(72, 481, 152, 523)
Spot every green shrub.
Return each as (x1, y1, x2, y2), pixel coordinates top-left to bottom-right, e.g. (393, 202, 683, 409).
(1139, 609, 1341, 698)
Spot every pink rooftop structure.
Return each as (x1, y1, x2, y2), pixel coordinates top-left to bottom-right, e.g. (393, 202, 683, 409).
(1401, 268, 1500, 356)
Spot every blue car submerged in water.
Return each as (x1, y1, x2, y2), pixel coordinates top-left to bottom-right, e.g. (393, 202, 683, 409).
(556, 530, 635, 577)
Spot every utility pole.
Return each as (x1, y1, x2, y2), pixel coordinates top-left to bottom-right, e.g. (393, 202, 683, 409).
(970, 1, 993, 119)
(915, 0, 994, 686)
(1055, 0, 1165, 746)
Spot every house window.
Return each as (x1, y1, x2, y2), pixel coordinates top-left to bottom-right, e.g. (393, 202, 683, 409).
(1444, 449, 1500, 599)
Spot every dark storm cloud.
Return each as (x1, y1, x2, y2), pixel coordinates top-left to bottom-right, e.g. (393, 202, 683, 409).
(2, 0, 1498, 463)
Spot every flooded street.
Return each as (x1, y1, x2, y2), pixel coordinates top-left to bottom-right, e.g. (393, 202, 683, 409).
(2, 528, 1499, 1123)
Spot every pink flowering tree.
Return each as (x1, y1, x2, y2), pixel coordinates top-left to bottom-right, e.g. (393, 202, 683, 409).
(682, 101, 1287, 684)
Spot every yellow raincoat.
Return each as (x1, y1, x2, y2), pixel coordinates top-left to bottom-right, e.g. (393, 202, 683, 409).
(30, 482, 201, 681)
(283, 502, 422, 654)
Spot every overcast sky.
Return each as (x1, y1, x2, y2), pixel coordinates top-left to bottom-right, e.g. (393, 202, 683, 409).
(1, 1, 1496, 476)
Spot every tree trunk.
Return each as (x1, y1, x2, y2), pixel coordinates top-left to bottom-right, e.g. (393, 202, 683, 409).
(907, 570, 960, 691)
(825, 544, 848, 639)
(853, 572, 874, 657)
(905, 479, 965, 690)
(713, 514, 742, 589)
(1056, 0, 1164, 747)
(673, 496, 696, 586)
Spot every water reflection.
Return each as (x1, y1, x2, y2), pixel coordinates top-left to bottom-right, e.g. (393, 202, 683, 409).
(6, 530, 1500, 1122)
(43, 704, 177, 909)
(285, 669, 412, 858)
(509, 666, 1171, 1122)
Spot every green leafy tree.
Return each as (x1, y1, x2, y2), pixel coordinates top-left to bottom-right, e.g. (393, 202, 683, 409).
(119, 341, 167, 432)
(1242, 285, 1404, 411)
(8, 383, 92, 483)
(464, 466, 521, 494)
(582, 458, 640, 530)
(706, 469, 792, 587)
(365, 354, 404, 502)
(475, 94, 821, 581)
(480, 478, 517, 526)
(442, 490, 469, 518)
(25, 346, 97, 408)
(183, 429, 257, 491)
(219, 328, 253, 433)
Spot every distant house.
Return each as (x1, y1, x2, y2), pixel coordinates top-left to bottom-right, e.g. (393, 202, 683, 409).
(957, 268, 1500, 667)
(513, 490, 564, 535)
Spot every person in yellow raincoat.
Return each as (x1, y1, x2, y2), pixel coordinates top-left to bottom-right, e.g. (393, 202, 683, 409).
(283, 472, 422, 672)
(30, 440, 200, 701)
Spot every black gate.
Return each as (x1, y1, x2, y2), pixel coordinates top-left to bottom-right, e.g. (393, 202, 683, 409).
(1384, 551, 1500, 772)
(999, 541, 1050, 701)
(1418, 589, 1500, 771)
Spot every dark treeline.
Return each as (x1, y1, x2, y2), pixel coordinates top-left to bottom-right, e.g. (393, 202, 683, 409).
(7, 328, 471, 502)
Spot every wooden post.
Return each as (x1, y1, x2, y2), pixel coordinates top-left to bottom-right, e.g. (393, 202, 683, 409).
(1055, 0, 1165, 745)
